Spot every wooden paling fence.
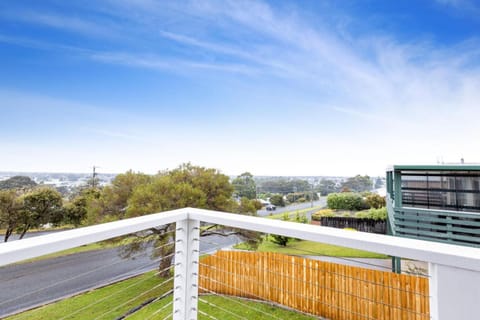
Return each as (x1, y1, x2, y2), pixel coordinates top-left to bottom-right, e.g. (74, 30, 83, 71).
(199, 251, 429, 320)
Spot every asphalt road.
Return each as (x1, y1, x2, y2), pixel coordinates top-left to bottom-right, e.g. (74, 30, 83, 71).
(256, 197, 327, 218)
(0, 234, 241, 318)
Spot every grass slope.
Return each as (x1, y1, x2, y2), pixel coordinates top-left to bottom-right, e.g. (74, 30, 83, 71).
(7, 271, 316, 320)
(235, 236, 388, 258)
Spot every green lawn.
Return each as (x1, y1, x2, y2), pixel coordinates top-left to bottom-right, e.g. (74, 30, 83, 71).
(130, 295, 317, 320)
(7, 271, 173, 320)
(19, 237, 136, 264)
(235, 236, 388, 258)
(22, 242, 116, 263)
(7, 271, 316, 320)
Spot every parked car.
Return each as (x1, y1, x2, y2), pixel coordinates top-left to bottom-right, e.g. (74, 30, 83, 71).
(266, 204, 276, 211)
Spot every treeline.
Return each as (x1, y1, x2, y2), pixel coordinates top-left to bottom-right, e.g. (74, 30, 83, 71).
(0, 187, 81, 242)
(317, 175, 382, 196)
(256, 178, 311, 194)
(0, 164, 260, 242)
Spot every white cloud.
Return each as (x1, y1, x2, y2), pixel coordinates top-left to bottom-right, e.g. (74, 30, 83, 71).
(3, 0, 480, 174)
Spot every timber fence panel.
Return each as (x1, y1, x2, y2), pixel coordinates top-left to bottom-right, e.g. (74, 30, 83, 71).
(199, 251, 430, 320)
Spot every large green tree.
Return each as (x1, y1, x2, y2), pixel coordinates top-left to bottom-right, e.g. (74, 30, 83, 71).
(258, 178, 310, 194)
(341, 175, 373, 193)
(0, 190, 22, 242)
(232, 172, 257, 199)
(0, 176, 37, 190)
(317, 179, 340, 196)
(269, 194, 286, 207)
(19, 188, 63, 239)
(126, 164, 233, 217)
(122, 164, 258, 276)
(102, 170, 152, 218)
(63, 195, 88, 227)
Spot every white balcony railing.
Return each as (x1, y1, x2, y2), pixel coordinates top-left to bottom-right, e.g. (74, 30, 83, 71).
(1, 207, 480, 320)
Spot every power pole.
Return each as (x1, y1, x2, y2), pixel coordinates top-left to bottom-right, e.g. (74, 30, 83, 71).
(92, 166, 98, 188)
(311, 184, 314, 208)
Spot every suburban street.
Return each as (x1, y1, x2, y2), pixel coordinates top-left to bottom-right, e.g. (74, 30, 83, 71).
(0, 234, 242, 318)
(256, 197, 327, 218)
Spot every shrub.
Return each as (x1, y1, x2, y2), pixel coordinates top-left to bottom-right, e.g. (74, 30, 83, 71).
(270, 213, 291, 246)
(365, 193, 386, 209)
(286, 192, 319, 203)
(311, 209, 335, 220)
(326, 192, 368, 211)
(294, 211, 308, 224)
(269, 194, 285, 207)
(355, 207, 387, 220)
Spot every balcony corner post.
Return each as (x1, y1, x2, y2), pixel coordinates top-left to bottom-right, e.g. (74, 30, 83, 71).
(429, 262, 480, 320)
(173, 218, 200, 320)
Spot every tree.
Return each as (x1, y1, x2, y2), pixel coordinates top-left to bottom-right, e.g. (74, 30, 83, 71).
(286, 192, 319, 203)
(63, 196, 88, 227)
(270, 213, 291, 246)
(326, 192, 368, 211)
(19, 188, 63, 239)
(269, 194, 285, 207)
(232, 172, 257, 199)
(374, 177, 384, 189)
(317, 179, 340, 196)
(0, 176, 37, 190)
(341, 175, 372, 193)
(365, 193, 386, 209)
(123, 164, 260, 276)
(257, 178, 310, 194)
(235, 197, 262, 215)
(0, 190, 22, 242)
(101, 170, 152, 218)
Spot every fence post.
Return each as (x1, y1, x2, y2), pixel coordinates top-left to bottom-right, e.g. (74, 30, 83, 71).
(173, 219, 200, 320)
(429, 262, 480, 320)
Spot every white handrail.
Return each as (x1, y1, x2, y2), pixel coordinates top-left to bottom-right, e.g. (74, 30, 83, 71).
(2, 207, 480, 320)
(1, 207, 480, 271)
(0, 209, 187, 266)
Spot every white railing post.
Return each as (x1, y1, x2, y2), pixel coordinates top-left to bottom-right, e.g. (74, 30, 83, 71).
(429, 263, 480, 320)
(173, 219, 200, 320)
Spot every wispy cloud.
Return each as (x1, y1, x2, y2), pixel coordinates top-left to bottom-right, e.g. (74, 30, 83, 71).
(90, 51, 258, 75)
(434, 0, 480, 16)
(81, 127, 142, 141)
(2, 0, 480, 172)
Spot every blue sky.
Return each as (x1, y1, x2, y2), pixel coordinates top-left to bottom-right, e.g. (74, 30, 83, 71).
(1, 0, 479, 176)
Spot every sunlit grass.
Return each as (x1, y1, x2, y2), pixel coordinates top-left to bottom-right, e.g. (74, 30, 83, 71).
(7, 272, 316, 320)
(235, 236, 388, 258)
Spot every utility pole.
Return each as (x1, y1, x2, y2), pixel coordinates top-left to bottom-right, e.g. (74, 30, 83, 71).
(311, 184, 314, 208)
(92, 165, 98, 188)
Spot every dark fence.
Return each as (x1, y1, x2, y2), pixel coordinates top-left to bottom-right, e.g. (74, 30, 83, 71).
(312, 217, 386, 234)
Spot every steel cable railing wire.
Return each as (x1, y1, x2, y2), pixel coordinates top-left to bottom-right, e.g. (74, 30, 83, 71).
(198, 285, 285, 320)
(201, 264, 430, 319)
(93, 275, 174, 319)
(198, 258, 431, 319)
(92, 225, 182, 320)
(199, 271, 376, 320)
(198, 235, 393, 271)
(198, 296, 248, 320)
(161, 313, 173, 320)
(199, 227, 429, 278)
(3, 233, 177, 320)
(142, 295, 173, 320)
(199, 238, 429, 298)
(198, 309, 219, 320)
(0, 237, 176, 310)
(265, 241, 430, 278)
(58, 261, 174, 320)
